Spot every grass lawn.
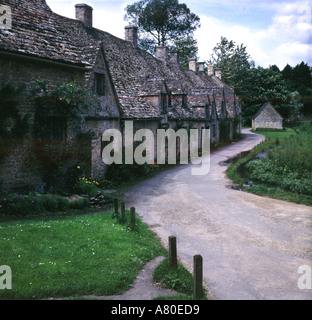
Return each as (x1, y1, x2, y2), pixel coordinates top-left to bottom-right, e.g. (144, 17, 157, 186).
(0, 209, 201, 300)
(227, 126, 312, 206)
(0, 211, 167, 300)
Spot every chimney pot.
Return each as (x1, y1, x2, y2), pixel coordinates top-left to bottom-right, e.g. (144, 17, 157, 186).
(75, 3, 93, 27)
(156, 46, 168, 63)
(198, 62, 205, 72)
(208, 65, 214, 76)
(169, 51, 179, 65)
(189, 58, 196, 72)
(215, 68, 222, 80)
(125, 26, 138, 47)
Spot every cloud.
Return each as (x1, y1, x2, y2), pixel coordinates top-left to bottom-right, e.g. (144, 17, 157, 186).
(47, 0, 311, 69)
(195, 0, 312, 69)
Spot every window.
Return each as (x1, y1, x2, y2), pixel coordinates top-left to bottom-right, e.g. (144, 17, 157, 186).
(161, 93, 167, 114)
(182, 94, 187, 108)
(94, 72, 105, 96)
(47, 117, 67, 141)
(205, 103, 210, 119)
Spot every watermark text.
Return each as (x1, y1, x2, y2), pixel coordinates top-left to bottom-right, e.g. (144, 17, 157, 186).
(298, 265, 311, 290)
(0, 5, 12, 30)
(0, 265, 12, 290)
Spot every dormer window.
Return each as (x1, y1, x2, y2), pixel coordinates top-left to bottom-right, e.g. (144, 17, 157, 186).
(182, 94, 187, 108)
(161, 92, 168, 114)
(94, 71, 105, 96)
(205, 103, 210, 119)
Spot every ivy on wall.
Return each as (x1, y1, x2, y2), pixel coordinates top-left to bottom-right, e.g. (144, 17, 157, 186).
(33, 80, 96, 141)
(0, 82, 29, 160)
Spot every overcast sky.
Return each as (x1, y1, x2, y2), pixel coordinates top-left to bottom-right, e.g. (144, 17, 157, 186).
(47, 0, 312, 70)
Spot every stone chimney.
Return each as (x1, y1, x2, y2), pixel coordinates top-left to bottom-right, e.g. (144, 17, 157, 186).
(75, 3, 93, 27)
(215, 68, 222, 80)
(189, 58, 197, 72)
(156, 46, 168, 63)
(125, 26, 138, 47)
(169, 51, 179, 64)
(198, 62, 205, 72)
(208, 65, 214, 76)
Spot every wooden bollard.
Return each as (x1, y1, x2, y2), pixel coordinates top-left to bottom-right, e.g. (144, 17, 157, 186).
(113, 198, 119, 218)
(120, 202, 126, 223)
(169, 236, 177, 269)
(193, 255, 203, 299)
(130, 207, 136, 229)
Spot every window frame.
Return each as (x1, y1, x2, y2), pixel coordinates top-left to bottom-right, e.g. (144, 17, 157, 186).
(94, 70, 106, 96)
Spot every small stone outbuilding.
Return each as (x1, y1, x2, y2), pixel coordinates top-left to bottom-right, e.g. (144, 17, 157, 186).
(252, 102, 283, 130)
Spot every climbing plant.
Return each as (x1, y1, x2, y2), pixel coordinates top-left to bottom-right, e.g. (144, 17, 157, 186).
(32, 81, 96, 192)
(0, 82, 29, 160)
(33, 80, 97, 141)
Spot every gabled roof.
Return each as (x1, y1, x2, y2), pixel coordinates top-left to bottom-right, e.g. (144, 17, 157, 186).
(0, 0, 240, 120)
(253, 102, 283, 120)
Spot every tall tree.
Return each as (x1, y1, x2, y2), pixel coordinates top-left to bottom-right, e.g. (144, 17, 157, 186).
(240, 66, 303, 122)
(282, 62, 312, 114)
(170, 35, 199, 69)
(207, 36, 255, 93)
(124, 0, 200, 48)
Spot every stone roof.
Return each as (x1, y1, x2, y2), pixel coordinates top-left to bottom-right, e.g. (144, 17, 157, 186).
(253, 102, 283, 120)
(0, 0, 240, 120)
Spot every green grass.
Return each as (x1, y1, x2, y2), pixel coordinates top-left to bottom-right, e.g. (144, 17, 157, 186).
(0, 211, 167, 300)
(152, 258, 207, 300)
(227, 126, 312, 206)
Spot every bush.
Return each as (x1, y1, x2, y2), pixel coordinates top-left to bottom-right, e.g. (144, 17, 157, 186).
(0, 193, 44, 216)
(69, 197, 90, 210)
(0, 193, 90, 217)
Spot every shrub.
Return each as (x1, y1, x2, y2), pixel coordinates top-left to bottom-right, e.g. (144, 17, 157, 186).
(0, 193, 44, 216)
(69, 197, 90, 210)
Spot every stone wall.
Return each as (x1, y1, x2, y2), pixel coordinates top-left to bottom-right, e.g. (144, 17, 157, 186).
(252, 105, 283, 130)
(0, 55, 84, 193)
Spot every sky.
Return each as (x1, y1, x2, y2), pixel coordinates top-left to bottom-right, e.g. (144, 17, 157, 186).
(47, 0, 312, 70)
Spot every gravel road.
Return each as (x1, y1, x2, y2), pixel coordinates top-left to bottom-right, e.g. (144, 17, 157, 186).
(122, 129, 312, 300)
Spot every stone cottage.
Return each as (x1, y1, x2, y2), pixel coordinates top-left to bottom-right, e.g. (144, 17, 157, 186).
(0, 0, 241, 193)
(252, 102, 283, 130)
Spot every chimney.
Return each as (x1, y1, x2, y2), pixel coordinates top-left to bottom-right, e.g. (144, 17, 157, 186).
(125, 26, 138, 47)
(215, 68, 222, 80)
(198, 62, 205, 72)
(156, 46, 168, 63)
(169, 51, 179, 64)
(189, 58, 196, 72)
(208, 65, 214, 76)
(75, 3, 93, 27)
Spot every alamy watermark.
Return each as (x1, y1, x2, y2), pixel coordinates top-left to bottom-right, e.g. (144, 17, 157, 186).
(297, 265, 311, 290)
(0, 265, 12, 290)
(102, 121, 211, 176)
(0, 5, 12, 30)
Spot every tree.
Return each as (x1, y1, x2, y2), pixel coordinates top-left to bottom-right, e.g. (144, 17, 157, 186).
(207, 36, 254, 93)
(124, 0, 200, 49)
(240, 66, 303, 123)
(282, 62, 312, 114)
(170, 35, 199, 69)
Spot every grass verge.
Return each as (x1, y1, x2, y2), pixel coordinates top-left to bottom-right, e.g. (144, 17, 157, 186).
(226, 127, 312, 206)
(0, 211, 168, 300)
(153, 258, 207, 300)
(0, 210, 207, 300)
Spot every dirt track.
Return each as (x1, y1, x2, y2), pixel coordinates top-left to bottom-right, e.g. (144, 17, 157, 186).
(122, 129, 312, 300)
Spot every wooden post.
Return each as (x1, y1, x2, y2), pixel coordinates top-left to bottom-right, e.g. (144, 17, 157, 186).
(113, 198, 119, 218)
(169, 236, 177, 269)
(120, 202, 126, 223)
(193, 255, 203, 299)
(130, 207, 136, 229)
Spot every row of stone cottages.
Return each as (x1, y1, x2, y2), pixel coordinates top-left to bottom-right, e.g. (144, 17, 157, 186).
(0, 0, 242, 193)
